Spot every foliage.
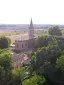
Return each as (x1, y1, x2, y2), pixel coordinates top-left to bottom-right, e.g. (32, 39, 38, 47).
(29, 34, 64, 85)
(0, 49, 12, 71)
(36, 34, 58, 48)
(12, 67, 28, 80)
(22, 74, 45, 85)
(48, 25, 62, 36)
(33, 44, 61, 72)
(56, 55, 64, 69)
(0, 49, 22, 85)
(57, 39, 64, 50)
(0, 37, 11, 49)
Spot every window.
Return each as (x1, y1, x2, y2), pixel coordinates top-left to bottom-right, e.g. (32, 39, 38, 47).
(16, 43, 18, 48)
(25, 43, 27, 47)
(22, 43, 23, 48)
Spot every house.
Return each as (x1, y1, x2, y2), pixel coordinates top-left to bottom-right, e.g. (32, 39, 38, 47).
(12, 53, 30, 68)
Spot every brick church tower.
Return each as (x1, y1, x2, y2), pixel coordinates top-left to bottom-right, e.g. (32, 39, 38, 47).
(28, 18, 35, 48)
(28, 18, 34, 39)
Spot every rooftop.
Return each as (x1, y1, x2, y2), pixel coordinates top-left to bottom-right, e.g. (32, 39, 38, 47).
(12, 53, 29, 62)
(15, 34, 29, 41)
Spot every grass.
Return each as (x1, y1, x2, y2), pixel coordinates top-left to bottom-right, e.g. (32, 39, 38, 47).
(0, 31, 24, 36)
(0, 31, 25, 44)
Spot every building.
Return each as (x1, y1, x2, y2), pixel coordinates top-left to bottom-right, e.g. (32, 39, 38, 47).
(14, 18, 35, 52)
(12, 53, 30, 68)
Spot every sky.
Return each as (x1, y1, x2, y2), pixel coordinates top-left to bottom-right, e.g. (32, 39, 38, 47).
(0, 0, 64, 24)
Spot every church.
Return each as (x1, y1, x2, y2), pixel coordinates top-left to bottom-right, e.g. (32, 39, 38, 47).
(14, 19, 35, 52)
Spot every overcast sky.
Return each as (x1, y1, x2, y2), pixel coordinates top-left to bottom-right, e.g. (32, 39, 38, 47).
(0, 0, 64, 24)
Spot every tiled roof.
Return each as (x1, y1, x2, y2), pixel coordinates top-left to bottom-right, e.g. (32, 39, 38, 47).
(12, 53, 29, 62)
(15, 34, 29, 41)
(12, 53, 23, 62)
(15, 34, 36, 42)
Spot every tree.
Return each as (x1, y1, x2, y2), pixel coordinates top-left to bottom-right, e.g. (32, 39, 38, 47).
(0, 37, 11, 49)
(0, 49, 12, 85)
(56, 55, 64, 70)
(9, 69, 22, 85)
(55, 55, 64, 84)
(0, 49, 12, 71)
(48, 25, 62, 36)
(22, 74, 45, 85)
(0, 49, 22, 85)
(36, 34, 58, 48)
(35, 45, 60, 71)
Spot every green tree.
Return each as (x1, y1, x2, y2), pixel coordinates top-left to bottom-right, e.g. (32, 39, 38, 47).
(29, 43, 62, 85)
(34, 45, 60, 71)
(55, 55, 64, 84)
(0, 37, 11, 49)
(56, 55, 64, 70)
(9, 70, 22, 85)
(0, 49, 12, 71)
(36, 34, 58, 48)
(22, 74, 45, 85)
(0, 49, 22, 85)
(48, 25, 62, 36)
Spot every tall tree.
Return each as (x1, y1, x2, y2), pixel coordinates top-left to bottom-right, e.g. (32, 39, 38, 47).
(48, 25, 62, 36)
(36, 34, 58, 48)
(0, 49, 22, 85)
(22, 74, 45, 85)
(0, 37, 11, 49)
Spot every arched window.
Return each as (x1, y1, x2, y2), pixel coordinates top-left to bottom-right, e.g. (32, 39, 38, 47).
(16, 43, 18, 48)
(22, 43, 23, 48)
(25, 43, 27, 47)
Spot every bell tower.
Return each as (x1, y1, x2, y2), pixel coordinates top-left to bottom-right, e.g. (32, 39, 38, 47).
(28, 18, 34, 39)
